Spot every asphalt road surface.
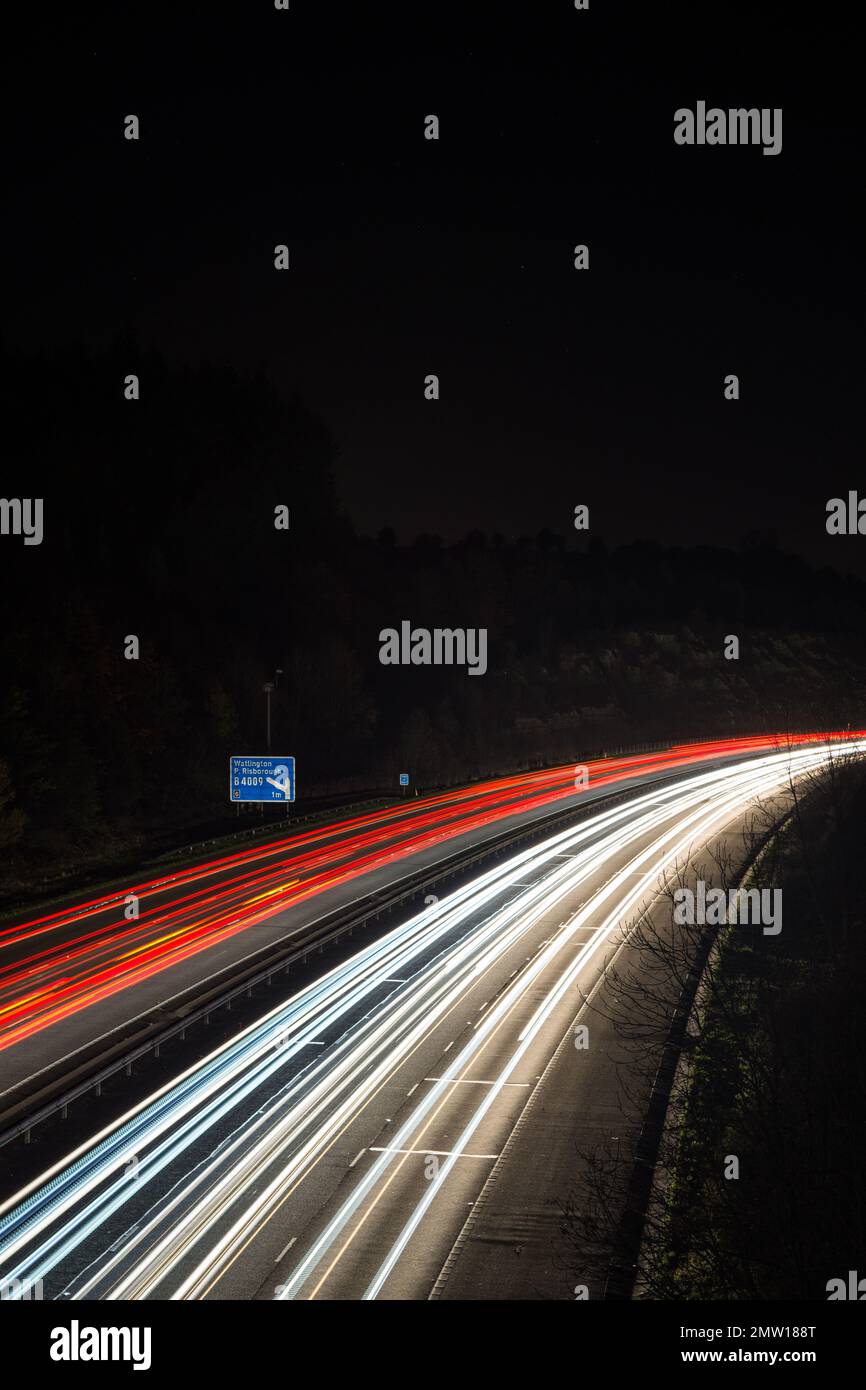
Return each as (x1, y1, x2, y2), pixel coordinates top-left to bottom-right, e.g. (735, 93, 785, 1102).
(2, 736, 859, 1300)
(0, 737, 800, 1098)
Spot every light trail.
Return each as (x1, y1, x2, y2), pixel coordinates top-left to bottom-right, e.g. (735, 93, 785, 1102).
(0, 735, 848, 1053)
(0, 736, 860, 1301)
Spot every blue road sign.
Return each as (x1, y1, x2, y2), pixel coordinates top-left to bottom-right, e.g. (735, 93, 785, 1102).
(230, 755, 296, 802)
(399, 772, 410, 786)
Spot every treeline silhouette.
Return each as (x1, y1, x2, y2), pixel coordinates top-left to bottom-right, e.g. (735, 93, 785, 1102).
(2, 342, 865, 893)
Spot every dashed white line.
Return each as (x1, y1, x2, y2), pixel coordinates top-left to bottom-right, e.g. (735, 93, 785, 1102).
(424, 1077, 529, 1087)
(369, 1146, 499, 1161)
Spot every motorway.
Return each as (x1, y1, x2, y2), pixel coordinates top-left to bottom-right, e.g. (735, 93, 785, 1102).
(0, 736, 814, 1100)
(1, 736, 860, 1301)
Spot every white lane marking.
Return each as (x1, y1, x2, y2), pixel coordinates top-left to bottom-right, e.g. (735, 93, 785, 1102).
(424, 1077, 529, 1087)
(369, 1146, 498, 1160)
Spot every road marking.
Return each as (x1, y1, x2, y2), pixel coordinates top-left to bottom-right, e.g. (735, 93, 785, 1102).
(383, 978, 407, 984)
(406, 1082, 419, 1096)
(348, 1150, 365, 1169)
(109, 1225, 138, 1253)
(275, 1236, 297, 1262)
(424, 1077, 529, 1087)
(369, 1146, 498, 1160)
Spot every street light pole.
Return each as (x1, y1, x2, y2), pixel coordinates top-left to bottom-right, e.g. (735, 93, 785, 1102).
(263, 681, 275, 751)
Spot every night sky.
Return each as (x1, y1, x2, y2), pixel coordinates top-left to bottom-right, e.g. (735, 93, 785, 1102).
(5, 1, 862, 569)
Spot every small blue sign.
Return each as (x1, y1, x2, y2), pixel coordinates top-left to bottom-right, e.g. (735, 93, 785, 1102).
(230, 755, 296, 802)
(399, 772, 410, 786)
